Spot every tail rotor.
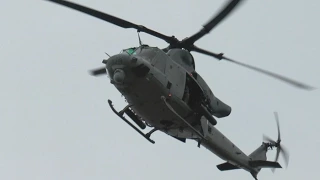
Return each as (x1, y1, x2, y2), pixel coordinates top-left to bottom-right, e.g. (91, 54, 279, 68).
(263, 112, 290, 172)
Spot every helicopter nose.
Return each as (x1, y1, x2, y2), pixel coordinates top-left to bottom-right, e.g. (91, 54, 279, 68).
(104, 53, 143, 84)
(105, 54, 132, 75)
(105, 54, 132, 68)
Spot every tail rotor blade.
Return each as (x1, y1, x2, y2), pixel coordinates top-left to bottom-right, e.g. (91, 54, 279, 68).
(263, 134, 276, 144)
(265, 111, 290, 173)
(274, 112, 281, 142)
(272, 145, 289, 172)
(271, 148, 280, 173)
(275, 148, 281, 163)
(274, 147, 280, 162)
(280, 145, 290, 168)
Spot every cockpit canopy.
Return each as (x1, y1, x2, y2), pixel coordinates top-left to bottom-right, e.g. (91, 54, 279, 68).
(120, 47, 138, 55)
(119, 46, 195, 71)
(120, 45, 158, 60)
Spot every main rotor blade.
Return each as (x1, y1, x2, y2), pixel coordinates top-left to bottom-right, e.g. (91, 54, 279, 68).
(45, 0, 177, 44)
(183, 0, 244, 46)
(191, 46, 315, 90)
(90, 67, 107, 76)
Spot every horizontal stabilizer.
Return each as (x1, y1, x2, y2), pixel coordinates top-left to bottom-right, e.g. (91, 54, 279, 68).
(249, 160, 282, 168)
(217, 162, 240, 171)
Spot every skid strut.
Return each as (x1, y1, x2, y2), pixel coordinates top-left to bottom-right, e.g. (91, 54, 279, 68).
(108, 99, 155, 144)
(146, 128, 158, 138)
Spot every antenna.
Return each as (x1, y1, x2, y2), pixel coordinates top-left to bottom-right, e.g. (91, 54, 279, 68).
(137, 31, 143, 46)
(105, 52, 111, 57)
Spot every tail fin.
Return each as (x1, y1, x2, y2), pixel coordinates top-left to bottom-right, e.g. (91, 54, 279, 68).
(249, 143, 267, 161)
(216, 143, 270, 172)
(248, 143, 282, 180)
(249, 143, 282, 170)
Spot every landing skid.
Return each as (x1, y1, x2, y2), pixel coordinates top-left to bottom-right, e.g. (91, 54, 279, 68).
(108, 99, 155, 144)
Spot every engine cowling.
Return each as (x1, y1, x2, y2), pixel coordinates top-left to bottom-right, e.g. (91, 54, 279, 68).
(209, 97, 231, 118)
(192, 72, 232, 118)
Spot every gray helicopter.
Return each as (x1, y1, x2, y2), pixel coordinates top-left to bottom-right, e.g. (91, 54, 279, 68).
(45, 0, 313, 179)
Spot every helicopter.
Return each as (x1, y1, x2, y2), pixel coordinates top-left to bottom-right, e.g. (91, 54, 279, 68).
(45, 0, 314, 179)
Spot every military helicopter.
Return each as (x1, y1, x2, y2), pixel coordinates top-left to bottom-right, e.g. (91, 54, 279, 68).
(45, 0, 314, 179)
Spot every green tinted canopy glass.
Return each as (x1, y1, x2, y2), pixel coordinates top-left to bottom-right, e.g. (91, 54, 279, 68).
(123, 47, 136, 55)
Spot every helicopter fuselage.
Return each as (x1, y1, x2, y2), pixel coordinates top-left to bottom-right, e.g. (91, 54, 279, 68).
(44, 1, 292, 178)
(104, 45, 264, 176)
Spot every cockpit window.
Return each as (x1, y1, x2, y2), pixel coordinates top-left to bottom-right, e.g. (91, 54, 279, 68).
(121, 47, 137, 55)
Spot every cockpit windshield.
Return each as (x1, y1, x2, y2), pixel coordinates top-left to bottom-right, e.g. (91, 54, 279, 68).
(121, 47, 137, 55)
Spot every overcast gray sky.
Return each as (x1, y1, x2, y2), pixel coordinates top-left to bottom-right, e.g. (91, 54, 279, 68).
(1, 0, 319, 180)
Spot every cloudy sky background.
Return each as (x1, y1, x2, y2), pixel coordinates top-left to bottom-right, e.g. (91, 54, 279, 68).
(1, 0, 319, 180)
